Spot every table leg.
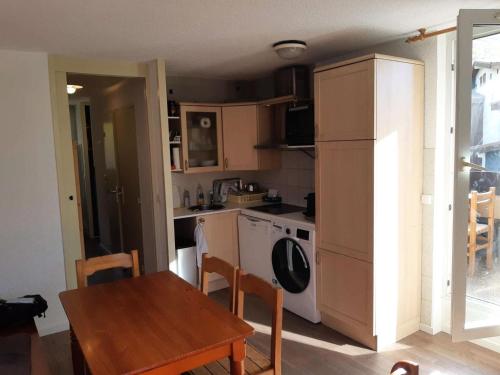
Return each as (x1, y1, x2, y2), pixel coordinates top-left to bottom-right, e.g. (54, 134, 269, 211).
(70, 325, 85, 375)
(230, 339, 245, 375)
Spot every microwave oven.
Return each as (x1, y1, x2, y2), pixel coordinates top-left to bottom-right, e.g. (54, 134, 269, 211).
(285, 101, 314, 146)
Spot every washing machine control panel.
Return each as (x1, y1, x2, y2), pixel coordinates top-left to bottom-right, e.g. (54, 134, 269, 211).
(296, 228, 310, 241)
(272, 222, 311, 243)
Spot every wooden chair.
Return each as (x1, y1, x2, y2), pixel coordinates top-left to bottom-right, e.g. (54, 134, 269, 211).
(236, 270, 283, 375)
(190, 270, 283, 375)
(468, 187, 495, 276)
(390, 360, 419, 375)
(75, 250, 140, 288)
(200, 253, 238, 313)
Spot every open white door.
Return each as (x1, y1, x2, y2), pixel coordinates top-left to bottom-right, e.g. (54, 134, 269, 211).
(452, 9, 500, 341)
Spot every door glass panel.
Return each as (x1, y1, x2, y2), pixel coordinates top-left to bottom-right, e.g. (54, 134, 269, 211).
(186, 111, 219, 168)
(465, 26, 500, 329)
(272, 238, 310, 293)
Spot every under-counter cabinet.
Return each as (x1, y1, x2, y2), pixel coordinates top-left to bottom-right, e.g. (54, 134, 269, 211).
(181, 105, 224, 173)
(197, 211, 240, 291)
(314, 54, 424, 350)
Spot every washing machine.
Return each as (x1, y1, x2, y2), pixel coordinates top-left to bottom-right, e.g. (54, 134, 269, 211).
(270, 220, 321, 323)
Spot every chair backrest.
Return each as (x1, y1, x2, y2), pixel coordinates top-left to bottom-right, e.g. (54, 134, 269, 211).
(470, 187, 496, 224)
(76, 250, 140, 288)
(200, 254, 238, 313)
(236, 270, 283, 375)
(390, 360, 419, 375)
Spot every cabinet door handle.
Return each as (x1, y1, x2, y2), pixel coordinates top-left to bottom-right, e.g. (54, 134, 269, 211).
(224, 158, 229, 169)
(184, 160, 188, 170)
(198, 217, 205, 224)
(316, 251, 320, 265)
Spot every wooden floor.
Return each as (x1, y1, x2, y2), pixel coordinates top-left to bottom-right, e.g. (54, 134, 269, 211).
(41, 289, 500, 374)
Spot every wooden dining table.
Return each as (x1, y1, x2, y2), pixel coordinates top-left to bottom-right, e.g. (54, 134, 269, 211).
(59, 271, 254, 375)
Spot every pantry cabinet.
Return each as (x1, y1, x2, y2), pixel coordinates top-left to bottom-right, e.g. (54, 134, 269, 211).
(197, 211, 239, 291)
(315, 59, 375, 141)
(316, 140, 374, 262)
(314, 54, 424, 350)
(316, 249, 375, 348)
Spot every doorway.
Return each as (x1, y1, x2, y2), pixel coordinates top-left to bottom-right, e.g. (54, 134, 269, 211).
(452, 9, 500, 343)
(67, 74, 150, 281)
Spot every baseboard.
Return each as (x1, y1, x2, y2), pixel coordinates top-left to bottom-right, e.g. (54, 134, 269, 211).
(35, 320, 69, 337)
(472, 336, 500, 354)
(320, 312, 377, 350)
(419, 323, 435, 335)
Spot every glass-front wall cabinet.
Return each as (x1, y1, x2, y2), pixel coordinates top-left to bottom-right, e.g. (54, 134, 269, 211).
(180, 105, 223, 173)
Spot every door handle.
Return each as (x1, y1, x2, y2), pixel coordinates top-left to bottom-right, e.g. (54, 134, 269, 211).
(224, 158, 229, 169)
(460, 157, 486, 171)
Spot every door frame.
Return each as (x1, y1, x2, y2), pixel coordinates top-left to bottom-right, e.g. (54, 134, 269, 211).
(48, 56, 175, 289)
(452, 9, 500, 342)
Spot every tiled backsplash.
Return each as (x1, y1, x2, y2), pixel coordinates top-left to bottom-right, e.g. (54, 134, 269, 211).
(254, 152, 315, 207)
(171, 171, 258, 208)
(170, 152, 315, 208)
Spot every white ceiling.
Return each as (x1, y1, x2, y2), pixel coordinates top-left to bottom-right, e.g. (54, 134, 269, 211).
(0, 0, 499, 79)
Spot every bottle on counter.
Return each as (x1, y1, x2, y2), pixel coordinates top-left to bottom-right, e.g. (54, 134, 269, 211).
(183, 189, 191, 208)
(196, 184, 205, 205)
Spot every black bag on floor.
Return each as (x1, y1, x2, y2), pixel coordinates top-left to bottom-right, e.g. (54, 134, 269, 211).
(0, 295, 48, 329)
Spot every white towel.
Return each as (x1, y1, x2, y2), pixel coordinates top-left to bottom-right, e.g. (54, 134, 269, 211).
(194, 222, 208, 267)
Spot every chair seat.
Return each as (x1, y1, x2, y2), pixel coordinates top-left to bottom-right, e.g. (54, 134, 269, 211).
(189, 344, 272, 375)
(468, 223, 488, 234)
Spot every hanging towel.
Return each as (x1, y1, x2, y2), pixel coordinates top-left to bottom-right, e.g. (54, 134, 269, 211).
(194, 221, 208, 267)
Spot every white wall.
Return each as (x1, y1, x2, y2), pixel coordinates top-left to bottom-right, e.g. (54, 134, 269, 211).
(0, 50, 68, 335)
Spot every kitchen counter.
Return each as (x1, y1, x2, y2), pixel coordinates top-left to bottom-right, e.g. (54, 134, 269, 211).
(240, 208, 315, 229)
(173, 201, 273, 219)
(173, 201, 315, 229)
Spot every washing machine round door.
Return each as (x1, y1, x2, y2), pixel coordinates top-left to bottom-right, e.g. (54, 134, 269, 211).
(272, 238, 310, 294)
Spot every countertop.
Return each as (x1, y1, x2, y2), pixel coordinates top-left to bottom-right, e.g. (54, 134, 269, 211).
(173, 201, 315, 228)
(173, 201, 272, 219)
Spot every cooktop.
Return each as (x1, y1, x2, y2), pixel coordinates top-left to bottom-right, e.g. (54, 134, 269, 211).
(247, 204, 304, 215)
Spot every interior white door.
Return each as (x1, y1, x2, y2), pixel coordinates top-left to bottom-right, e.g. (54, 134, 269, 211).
(452, 9, 500, 342)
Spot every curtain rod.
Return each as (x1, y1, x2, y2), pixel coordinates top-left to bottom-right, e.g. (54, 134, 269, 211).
(406, 27, 457, 43)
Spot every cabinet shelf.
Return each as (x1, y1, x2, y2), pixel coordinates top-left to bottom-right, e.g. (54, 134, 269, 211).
(168, 116, 180, 120)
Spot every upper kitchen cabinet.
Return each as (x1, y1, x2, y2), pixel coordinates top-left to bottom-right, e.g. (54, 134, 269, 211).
(180, 105, 224, 173)
(222, 104, 281, 171)
(315, 59, 374, 141)
(222, 105, 258, 170)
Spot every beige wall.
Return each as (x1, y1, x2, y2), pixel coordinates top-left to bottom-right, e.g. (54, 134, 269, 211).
(0, 50, 68, 335)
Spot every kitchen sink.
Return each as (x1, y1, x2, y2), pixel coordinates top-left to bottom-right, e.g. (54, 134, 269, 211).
(189, 204, 225, 212)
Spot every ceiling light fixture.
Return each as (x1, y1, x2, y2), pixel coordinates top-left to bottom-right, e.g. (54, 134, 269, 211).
(67, 84, 83, 95)
(273, 40, 307, 60)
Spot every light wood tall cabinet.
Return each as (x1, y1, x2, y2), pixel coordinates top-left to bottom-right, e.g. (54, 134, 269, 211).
(314, 54, 424, 350)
